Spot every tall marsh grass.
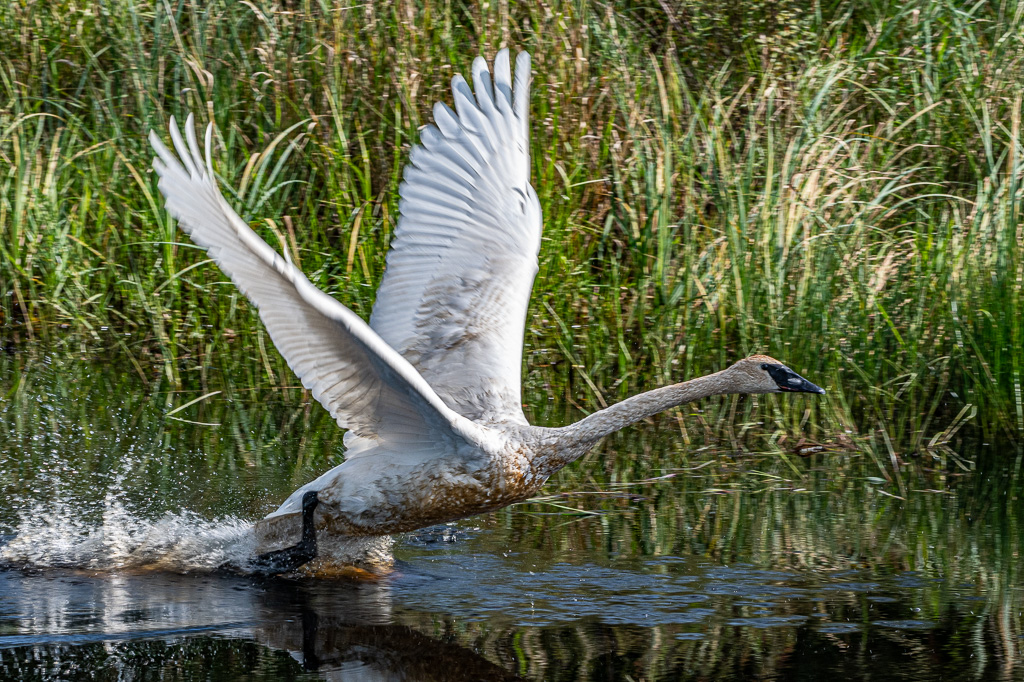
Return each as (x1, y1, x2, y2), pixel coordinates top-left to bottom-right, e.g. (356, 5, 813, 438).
(1, 0, 1023, 457)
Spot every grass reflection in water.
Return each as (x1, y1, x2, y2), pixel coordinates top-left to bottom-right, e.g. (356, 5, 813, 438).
(0, 354, 1021, 679)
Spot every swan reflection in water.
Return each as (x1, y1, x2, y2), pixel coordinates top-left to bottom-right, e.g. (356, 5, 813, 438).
(0, 566, 524, 681)
(148, 48, 825, 573)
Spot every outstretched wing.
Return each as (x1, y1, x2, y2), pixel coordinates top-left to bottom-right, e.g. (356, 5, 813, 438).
(150, 115, 484, 460)
(370, 50, 542, 425)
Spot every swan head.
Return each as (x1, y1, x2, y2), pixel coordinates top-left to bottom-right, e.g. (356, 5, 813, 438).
(729, 355, 825, 395)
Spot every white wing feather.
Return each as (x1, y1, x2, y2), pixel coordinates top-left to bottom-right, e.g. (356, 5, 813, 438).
(149, 116, 484, 458)
(370, 50, 541, 425)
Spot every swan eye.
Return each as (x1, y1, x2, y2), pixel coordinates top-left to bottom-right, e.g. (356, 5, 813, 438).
(760, 363, 769, 370)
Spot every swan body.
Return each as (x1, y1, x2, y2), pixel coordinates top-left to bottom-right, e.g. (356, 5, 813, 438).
(149, 50, 824, 568)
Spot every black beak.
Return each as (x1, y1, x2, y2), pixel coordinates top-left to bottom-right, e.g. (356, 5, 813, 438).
(765, 364, 825, 394)
(782, 376, 826, 394)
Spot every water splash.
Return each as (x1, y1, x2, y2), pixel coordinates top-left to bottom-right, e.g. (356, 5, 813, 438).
(0, 358, 397, 575)
(0, 488, 399, 574)
(0, 491, 256, 573)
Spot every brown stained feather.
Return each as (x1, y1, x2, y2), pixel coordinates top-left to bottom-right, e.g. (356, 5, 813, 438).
(255, 443, 545, 555)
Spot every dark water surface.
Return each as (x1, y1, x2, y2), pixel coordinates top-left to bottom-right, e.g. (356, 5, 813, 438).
(1, 354, 1022, 680)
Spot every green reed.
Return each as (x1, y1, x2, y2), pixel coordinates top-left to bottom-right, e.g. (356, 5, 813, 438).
(1, 0, 1023, 456)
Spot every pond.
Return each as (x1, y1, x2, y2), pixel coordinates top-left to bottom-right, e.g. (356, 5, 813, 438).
(1, 352, 1022, 680)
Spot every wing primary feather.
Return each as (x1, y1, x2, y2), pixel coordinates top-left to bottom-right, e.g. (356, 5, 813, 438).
(513, 52, 531, 134)
(432, 102, 463, 140)
(471, 56, 496, 114)
(169, 117, 201, 178)
(451, 75, 495, 145)
(185, 114, 204, 173)
(204, 122, 216, 179)
(492, 49, 513, 109)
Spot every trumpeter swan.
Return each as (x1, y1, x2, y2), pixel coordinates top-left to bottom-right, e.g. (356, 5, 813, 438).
(150, 49, 824, 570)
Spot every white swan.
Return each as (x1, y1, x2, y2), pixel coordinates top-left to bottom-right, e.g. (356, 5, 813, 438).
(149, 49, 824, 569)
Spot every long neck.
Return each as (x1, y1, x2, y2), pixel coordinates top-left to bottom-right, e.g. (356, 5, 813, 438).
(563, 369, 731, 447)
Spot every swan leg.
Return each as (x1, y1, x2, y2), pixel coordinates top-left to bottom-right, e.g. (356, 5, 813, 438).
(253, 508, 395, 573)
